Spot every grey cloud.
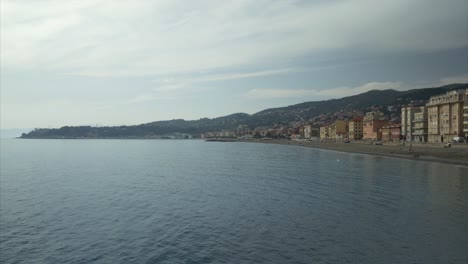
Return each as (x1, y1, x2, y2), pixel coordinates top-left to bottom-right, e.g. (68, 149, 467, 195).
(2, 0, 466, 76)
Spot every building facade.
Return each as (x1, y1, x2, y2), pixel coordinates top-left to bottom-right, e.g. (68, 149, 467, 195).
(330, 120, 348, 140)
(381, 126, 391, 141)
(329, 124, 336, 140)
(348, 117, 363, 140)
(334, 120, 348, 140)
(304, 125, 319, 139)
(320, 120, 347, 141)
(401, 106, 419, 141)
(464, 90, 468, 141)
(320, 126, 329, 140)
(390, 124, 402, 142)
(412, 106, 428, 142)
(363, 111, 388, 141)
(427, 90, 465, 143)
(380, 123, 401, 142)
(304, 125, 312, 139)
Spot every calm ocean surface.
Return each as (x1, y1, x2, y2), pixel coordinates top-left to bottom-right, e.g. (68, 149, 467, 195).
(1, 139, 467, 264)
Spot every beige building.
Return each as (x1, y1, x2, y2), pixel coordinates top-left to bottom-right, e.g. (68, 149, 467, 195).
(320, 126, 329, 140)
(348, 117, 363, 140)
(464, 90, 468, 141)
(402, 106, 428, 142)
(427, 90, 465, 143)
(304, 125, 319, 139)
(412, 106, 428, 142)
(329, 127, 336, 139)
(321, 120, 347, 141)
(401, 106, 418, 141)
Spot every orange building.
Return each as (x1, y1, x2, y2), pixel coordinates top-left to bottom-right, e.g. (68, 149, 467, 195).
(363, 111, 389, 141)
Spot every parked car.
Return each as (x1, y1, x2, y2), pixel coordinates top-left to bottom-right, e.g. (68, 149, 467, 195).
(373, 141, 383, 145)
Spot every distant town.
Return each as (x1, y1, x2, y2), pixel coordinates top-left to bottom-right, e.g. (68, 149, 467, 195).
(203, 89, 468, 144)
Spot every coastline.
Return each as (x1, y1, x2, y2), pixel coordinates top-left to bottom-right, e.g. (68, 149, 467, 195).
(10, 137, 468, 167)
(240, 139, 468, 167)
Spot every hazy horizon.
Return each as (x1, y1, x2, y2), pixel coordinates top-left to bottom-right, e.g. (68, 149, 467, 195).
(1, 0, 468, 129)
(3, 81, 468, 132)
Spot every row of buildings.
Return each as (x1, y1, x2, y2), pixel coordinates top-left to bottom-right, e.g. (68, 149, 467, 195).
(319, 111, 402, 142)
(318, 89, 468, 143)
(202, 89, 468, 143)
(402, 89, 468, 143)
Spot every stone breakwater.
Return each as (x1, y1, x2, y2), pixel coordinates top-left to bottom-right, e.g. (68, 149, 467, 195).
(240, 139, 468, 167)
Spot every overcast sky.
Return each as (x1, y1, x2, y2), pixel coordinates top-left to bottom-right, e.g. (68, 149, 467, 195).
(1, 0, 467, 129)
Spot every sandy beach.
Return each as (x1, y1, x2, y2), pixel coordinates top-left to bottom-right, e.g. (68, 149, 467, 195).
(241, 139, 468, 167)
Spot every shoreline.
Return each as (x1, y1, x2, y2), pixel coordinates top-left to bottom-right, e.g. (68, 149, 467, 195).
(240, 139, 468, 167)
(8, 137, 468, 167)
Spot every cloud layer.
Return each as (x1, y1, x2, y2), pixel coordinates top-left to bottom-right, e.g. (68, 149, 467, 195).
(2, 0, 467, 76)
(1, 0, 467, 129)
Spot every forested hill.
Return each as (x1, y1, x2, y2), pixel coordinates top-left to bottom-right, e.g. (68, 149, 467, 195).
(20, 83, 467, 138)
(251, 83, 467, 124)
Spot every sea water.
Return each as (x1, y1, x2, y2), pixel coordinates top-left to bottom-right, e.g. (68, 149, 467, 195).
(1, 139, 467, 263)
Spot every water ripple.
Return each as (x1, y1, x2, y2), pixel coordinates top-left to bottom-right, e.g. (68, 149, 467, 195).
(1, 139, 467, 264)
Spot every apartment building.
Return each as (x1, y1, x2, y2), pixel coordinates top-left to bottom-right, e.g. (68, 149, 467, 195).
(412, 106, 428, 142)
(380, 123, 401, 142)
(426, 90, 465, 143)
(401, 106, 419, 141)
(348, 117, 363, 140)
(329, 125, 336, 139)
(320, 120, 347, 141)
(330, 120, 347, 140)
(464, 90, 468, 141)
(390, 124, 402, 142)
(363, 111, 388, 141)
(381, 126, 391, 141)
(320, 126, 329, 140)
(304, 125, 319, 139)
